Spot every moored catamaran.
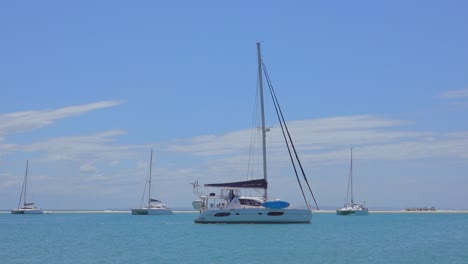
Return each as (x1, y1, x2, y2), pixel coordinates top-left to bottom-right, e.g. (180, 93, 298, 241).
(191, 43, 318, 223)
(11, 160, 43, 215)
(336, 148, 369, 216)
(132, 149, 173, 215)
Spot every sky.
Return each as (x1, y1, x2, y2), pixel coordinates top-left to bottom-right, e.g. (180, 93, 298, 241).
(1, 1, 467, 210)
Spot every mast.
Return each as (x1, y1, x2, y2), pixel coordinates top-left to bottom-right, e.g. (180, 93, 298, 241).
(17, 160, 28, 209)
(148, 149, 153, 208)
(257, 42, 268, 200)
(350, 148, 354, 205)
(24, 160, 29, 206)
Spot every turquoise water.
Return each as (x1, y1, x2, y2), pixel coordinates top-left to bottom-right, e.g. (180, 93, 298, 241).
(1, 212, 467, 264)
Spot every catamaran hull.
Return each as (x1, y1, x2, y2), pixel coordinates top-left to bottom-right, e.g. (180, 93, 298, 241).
(131, 208, 173, 215)
(336, 209, 369, 216)
(336, 209, 353, 215)
(11, 209, 43, 214)
(194, 208, 311, 224)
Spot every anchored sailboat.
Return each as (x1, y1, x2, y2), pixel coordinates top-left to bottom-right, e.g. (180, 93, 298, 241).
(336, 148, 369, 215)
(131, 149, 173, 215)
(11, 160, 43, 214)
(191, 43, 318, 223)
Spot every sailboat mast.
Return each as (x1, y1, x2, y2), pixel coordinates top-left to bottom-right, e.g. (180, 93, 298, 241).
(17, 160, 28, 209)
(24, 160, 29, 206)
(257, 42, 268, 200)
(350, 148, 354, 205)
(148, 149, 153, 208)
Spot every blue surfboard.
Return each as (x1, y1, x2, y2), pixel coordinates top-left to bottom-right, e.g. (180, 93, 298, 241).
(261, 200, 290, 209)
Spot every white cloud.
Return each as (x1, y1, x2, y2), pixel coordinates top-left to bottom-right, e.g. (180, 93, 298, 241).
(80, 164, 98, 173)
(109, 160, 120, 166)
(166, 115, 468, 166)
(21, 130, 144, 163)
(151, 115, 468, 202)
(1, 111, 467, 209)
(0, 100, 126, 158)
(166, 115, 408, 156)
(440, 89, 468, 99)
(0, 100, 123, 139)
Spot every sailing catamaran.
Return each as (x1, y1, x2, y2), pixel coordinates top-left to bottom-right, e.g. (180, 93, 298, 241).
(131, 149, 173, 215)
(191, 43, 318, 223)
(336, 148, 369, 215)
(11, 160, 43, 214)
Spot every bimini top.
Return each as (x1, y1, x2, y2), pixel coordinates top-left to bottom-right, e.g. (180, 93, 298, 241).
(204, 179, 267, 189)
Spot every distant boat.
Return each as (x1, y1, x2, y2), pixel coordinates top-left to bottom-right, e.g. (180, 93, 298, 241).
(336, 148, 368, 216)
(131, 149, 173, 215)
(191, 43, 318, 224)
(11, 160, 43, 214)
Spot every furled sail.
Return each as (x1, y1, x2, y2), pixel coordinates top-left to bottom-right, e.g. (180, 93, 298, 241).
(204, 179, 267, 189)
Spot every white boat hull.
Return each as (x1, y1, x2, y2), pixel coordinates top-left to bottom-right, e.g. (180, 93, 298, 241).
(131, 208, 173, 215)
(194, 208, 311, 224)
(11, 209, 43, 214)
(336, 208, 369, 216)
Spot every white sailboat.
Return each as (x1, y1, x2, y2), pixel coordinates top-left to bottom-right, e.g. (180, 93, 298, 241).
(131, 149, 173, 215)
(336, 148, 369, 216)
(191, 43, 318, 224)
(11, 160, 43, 214)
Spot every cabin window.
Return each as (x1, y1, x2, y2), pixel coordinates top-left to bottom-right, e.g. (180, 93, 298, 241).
(239, 199, 262, 206)
(210, 193, 216, 196)
(214, 212, 231, 217)
(267, 212, 284, 216)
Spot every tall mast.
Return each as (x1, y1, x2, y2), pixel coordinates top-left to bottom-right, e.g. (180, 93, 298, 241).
(350, 148, 354, 205)
(24, 160, 29, 206)
(17, 160, 28, 209)
(148, 149, 153, 208)
(257, 42, 268, 200)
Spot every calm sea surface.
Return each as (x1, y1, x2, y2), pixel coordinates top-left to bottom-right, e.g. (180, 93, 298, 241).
(1, 212, 467, 264)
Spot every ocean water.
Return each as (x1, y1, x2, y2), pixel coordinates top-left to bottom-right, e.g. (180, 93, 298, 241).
(1, 212, 467, 264)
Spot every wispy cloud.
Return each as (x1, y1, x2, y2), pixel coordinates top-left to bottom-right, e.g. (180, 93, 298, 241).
(166, 115, 468, 170)
(1, 111, 467, 209)
(22, 130, 144, 162)
(0, 100, 123, 139)
(0, 100, 125, 160)
(440, 89, 468, 99)
(166, 115, 417, 157)
(80, 164, 98, 173)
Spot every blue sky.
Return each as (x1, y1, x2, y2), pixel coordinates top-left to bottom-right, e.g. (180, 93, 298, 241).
(1, 1, 467, 210)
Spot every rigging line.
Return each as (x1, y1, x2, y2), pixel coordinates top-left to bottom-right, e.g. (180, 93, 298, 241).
(246, 80, 260, 181)
(269, 77, 319, 209)
(268, 81, 308, 206)
(261, 66, 309, 207)
(252, 78, 261, 181)
(24, 160, 29, 205)
(17, 178, 25, 208)
(346, 150, 352, 205)
(263, 63, 319, 209)
(346, 165, 351, 205)
(27, 164, 36, 205)
(148, 149, 153, 207)
(139, 166, 150, 208)
(266, 123, 273, 180)
(17, 161, 28, 209)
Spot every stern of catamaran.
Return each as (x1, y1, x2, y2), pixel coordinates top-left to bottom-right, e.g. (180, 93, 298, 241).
(192, 188, 237, 212)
